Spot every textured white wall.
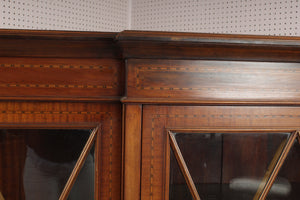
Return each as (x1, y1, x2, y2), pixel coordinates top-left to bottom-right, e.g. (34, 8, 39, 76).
(1, 0, 299, 36)
(0, 0, 129, 31)
(131, 0, 300, 36)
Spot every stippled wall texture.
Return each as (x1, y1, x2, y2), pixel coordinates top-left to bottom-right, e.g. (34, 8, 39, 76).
(1, 0, 299, 35)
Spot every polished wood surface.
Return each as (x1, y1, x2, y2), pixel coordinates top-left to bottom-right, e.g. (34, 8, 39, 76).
(0, 29, 120, 58)
(123, 104, 142, 200)
(0, 29, 123, 200)
(118, 30, 300, 62)
(0, 29, 124, 101)
(120, 31, 300, 200)
(2, 29, 300, 200)
(126, 59, 300, 104)
(117, 30, 300, 45)
(0, 58, 123, 101)
(0, 192, 4, 200)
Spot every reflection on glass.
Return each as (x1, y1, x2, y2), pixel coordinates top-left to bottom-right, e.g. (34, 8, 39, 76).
(69, 144, 95, 200)
(0, 129, 94, 200)
(169, 148, 193, 200)
(169, 132, 300, 200)
(267, 139, 300, 200)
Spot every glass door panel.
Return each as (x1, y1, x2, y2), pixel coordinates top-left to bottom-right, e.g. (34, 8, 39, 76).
(0, 128, 97, 200)
(168, 130, 300, 200)
(170, 133, 222, 200)
(266, 138, 300, 200)
(169, 148, 194, 200)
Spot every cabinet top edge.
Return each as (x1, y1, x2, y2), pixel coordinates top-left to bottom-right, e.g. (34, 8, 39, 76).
(117, 30, 300, 47)
(0, 29, 118, 41)
(2, 29, 300, 45)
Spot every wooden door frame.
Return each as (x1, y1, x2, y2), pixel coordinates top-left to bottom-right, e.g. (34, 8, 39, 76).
(0, 122, 101, 199)
(166, 128, 300, 200)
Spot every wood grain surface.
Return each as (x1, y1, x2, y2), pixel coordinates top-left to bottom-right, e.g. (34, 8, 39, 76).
(0, 58, 123, 101)
(118, 30, 300, 62)
(0, 29, 120, 58)
(123, 104, 142, 200)
(127, 59, 300, 103)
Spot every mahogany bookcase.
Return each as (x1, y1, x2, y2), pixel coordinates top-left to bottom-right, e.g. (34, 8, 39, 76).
(1, 29, 300, 200)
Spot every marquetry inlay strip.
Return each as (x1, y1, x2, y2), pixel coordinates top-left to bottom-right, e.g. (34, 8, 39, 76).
(0, 83, 116, 89)
(136, 87, 300, 92)
(0, 111, 112, 115)
(1, 63, 113, 70)
(151, 114, 300, 119)
(136, 65, 300, 73)
(109, 115, 113, 199)
(135, 65, 300, 91)
(0, 63, 118, 90)
(150, 118, 155, 199)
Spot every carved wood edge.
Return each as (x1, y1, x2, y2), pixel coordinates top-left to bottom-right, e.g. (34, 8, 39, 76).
(253, 130, 299, 200)
(59, 125, 100, 200)
(168, 131, 201, 200)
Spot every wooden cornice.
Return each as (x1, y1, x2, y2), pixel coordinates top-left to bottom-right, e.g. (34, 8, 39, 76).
(2, 29, 300, 61)
(2, 29, 300, 103)
(117, 30, 300, 62)
(0, 29, 123, 101)
(0, 29, 121, 58)
(0, 29, 117, 40)
(117, 30, 300, 45)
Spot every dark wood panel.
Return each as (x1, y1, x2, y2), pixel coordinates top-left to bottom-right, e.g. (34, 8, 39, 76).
(141, 105, 300, 200)
(118, 31, 300, 62)
(0, 29, 120, 58)
(127, 59, 300, 103)
(0, 58, 123, 100)
(0, 101, 122, 200)
(119, 41, 300, 62)
(0, 29, 116, 39)
(117, 30, 300, 46)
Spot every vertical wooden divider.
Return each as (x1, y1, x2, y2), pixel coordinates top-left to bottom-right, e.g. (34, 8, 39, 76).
(124, 104, 142, 200)
(95, 125, 102, 200)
